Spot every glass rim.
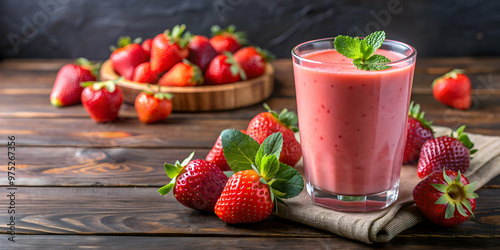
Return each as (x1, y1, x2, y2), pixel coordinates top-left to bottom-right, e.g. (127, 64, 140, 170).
(291, 37, 417, 66)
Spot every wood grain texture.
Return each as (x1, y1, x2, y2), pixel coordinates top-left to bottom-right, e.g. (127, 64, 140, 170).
(0, 187, 497, 237)
(5, 235, 500, 249)
(0, 147, 209, 186)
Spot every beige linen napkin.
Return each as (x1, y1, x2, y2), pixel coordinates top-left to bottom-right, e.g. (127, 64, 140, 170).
(276, 126, 500, 244)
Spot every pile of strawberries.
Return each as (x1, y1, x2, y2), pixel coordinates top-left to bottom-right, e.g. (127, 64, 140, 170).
(403, 101, 479, 227)
(158, 105, 303, 224)
(110, 24, 272, 86)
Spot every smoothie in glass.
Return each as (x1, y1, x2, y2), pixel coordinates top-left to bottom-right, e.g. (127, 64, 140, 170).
(292, 38, 416, 211)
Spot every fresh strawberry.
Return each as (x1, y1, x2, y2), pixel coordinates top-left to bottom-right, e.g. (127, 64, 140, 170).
(50, 58, 99, 107)
(187, 35, 218, 72)
(204, 52, 246, 85)
(215, 130, 304, 224)
(234, 46, 274, 79)
(132, 62, 158, 84)
(206, 130, 247, 171)
(209, 25, 246, 54)
(135, 90, 173, 124)
(246, 104, 302, 167)
(417, 125, 477, 179)
(158, 153, 229, 211)
(432, 69, 471, 110)
(403, 101, 435, 164)
(413, 169, 478, 227)
(142, 38, 153, 52)
(110, 36, 150, 80)
(150, 24, 190, 74)
(81, 79, 123, 123)
(158, 59, 203, 87)
(215, 170, 274, 223)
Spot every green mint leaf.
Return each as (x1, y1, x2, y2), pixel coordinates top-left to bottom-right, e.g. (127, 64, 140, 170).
(259, 154, 280, 181)
(221, 129, 260, 172)
(333, 36, 363, 59)
(164, 163, 182, 179)
(359, 40, 373, 61)
(354, 54, 391, 71)
(364, 31, 385, 55)
(255, 132, 283, 167)
(271, 163, 304, 199)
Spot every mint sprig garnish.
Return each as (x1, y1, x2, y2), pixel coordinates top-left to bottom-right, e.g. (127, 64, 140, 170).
(220, 129, 304, 202)
(333, 31, 391, 71)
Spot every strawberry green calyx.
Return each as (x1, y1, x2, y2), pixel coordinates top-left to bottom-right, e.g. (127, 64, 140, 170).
(165, 24, 189, 48)
(81, 77, 124, 93)
(451, 125, 478, 155)
(255, 47, 276, 62)
(408, 101, 434, 133)
(144, 84, 174, 100)
(432, 69, 464, 88)
(224, 51, 247, 80)
(182, 59, 204, 85)
(263, 103, 299, 132)
(431, 168, 478, 219)
(157, 152, 195, 195)
(211, 25, 247, 45)
(109, 36, 142, 52)
(220, 129, 304, 209)
(76, 57, 101, 78)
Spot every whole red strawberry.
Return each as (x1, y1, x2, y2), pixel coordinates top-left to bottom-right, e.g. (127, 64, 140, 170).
(206, 130, 246, 171)
(209, 25, 246, 54)
(50, 58, 98, 107)
(132, 62, 158, 84)
(234, 46, 274, 79)
(432, 69, 471, 110)
(135, 90, 173, 124)
(150, 24, 190, 74)
(215, 170, 274, 224)
(110, 36, 150, 80)
(187, 35, 218, 72)
(204, 52, 246, 85)
(142, 38, 153, 52)
(215, 130, 304, 224)
(246, 104, 302, 167)
(158, 153, 229, 211)
(403, 101, 435, 164)
(81, 79, 123, 123)
(158, 59, 203, 87)
(413, 169, 478, 227)
(417, 125, 477, 179)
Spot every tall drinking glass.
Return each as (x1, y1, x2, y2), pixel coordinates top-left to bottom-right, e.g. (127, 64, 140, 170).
(292, 38, 416, 211)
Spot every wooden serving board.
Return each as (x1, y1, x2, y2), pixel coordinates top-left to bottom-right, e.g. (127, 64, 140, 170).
(99, 60, 275, 111)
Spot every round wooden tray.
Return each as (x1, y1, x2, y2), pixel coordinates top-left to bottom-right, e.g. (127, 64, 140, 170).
(99, 60, 274, 111)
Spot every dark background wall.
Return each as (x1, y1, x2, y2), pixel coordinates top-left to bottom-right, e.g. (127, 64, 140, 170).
(1, 0, 499, 60)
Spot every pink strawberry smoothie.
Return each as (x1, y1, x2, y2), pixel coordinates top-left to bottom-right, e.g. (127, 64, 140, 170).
(293, 49, 415, 196)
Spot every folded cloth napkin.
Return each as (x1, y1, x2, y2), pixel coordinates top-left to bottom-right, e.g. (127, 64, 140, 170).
(276, 126, 500, 244)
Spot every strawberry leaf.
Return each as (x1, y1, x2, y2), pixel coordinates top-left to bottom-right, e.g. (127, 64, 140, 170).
(464, 181, 477, 193)
(157, 179, 175, 195)
(221, 129, 260, 172)
(431, 184, 448, 193)
(461, 199, 474, 216)
(223, 171, 234, 178)
(456, 202, 468, 217)
(180, 151, 195, 167)
(434, 194, 449, 205)
(443, 169, 453, 185)
(445, 202, 456, 219)
(164, 163, 182, 179)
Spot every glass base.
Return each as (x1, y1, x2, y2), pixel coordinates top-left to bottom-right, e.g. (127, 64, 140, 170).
(306, 181, 399, 212)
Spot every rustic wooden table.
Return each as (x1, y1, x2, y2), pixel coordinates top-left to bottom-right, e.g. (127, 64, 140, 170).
(0, 58, 499, 249)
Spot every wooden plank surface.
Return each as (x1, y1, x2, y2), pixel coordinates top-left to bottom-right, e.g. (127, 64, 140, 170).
(0, 187, 497, 237)
(0, 58, 499, 248)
